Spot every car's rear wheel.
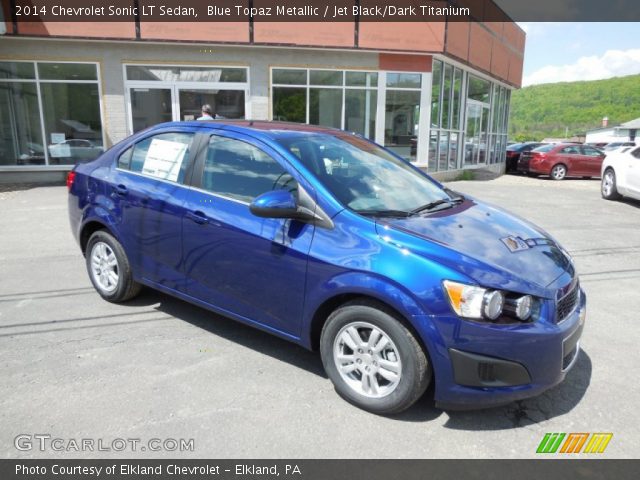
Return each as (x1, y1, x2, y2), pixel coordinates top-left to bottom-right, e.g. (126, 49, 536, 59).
(320, 300, 431, 414)
(86, 230, 141, 302)
(550, 164, 567, 180)
(601, 168, 621, 200)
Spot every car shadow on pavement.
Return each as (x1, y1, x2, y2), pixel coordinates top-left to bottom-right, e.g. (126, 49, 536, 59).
(440, 350, 592, 430)
(124, 288, 591, 427)
(127, 288, 328, 379)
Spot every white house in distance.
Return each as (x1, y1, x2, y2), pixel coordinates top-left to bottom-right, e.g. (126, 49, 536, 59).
(586, 117, 640, 144)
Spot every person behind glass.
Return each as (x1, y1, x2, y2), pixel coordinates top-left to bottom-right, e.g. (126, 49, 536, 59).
(197, 104, 215, 121)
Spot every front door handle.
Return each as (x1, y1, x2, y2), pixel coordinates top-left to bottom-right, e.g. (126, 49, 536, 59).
(186, 210, 209, 225)
(114, 184, 128, 196)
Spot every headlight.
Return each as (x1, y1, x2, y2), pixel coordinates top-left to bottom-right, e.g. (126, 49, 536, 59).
(443, 280, 503, 320)
(443, 281, 533, 322)
(483, 290, 505, 320)
(505, 294, 533, 320)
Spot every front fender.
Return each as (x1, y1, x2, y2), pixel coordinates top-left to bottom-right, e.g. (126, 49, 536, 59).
(301, 270, 431, 348)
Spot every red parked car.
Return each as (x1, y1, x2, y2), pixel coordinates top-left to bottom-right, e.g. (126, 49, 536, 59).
(517, 143, 605, 180)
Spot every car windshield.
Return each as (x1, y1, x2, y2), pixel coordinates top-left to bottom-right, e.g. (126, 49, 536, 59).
(276, 133, 454, 215)
(507, 143, 523, 151)
(533, 144, 555, 153)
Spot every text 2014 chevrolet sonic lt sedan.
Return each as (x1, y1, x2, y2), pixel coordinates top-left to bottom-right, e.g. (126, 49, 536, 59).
(68, 121, 586, 414)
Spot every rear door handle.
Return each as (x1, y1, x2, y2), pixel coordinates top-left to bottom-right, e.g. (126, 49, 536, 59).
(114, 184, 128, 196)
(186, 210, 209, 225)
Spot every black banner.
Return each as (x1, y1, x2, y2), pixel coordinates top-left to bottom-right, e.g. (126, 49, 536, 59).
(1, 460, 638, 480)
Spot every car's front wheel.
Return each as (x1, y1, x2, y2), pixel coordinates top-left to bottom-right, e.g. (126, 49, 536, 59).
(320, 300, 431, 414)
(601, 168, 621, 200)
(86, 230, 141, 302)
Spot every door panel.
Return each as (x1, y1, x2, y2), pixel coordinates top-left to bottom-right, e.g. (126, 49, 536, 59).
(182, 132, 314, 336)
(580, 146, 605, 177)
(111, 131, 196, 290)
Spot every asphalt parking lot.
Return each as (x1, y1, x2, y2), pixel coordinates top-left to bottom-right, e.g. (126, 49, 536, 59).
(1, 175, 639, 459)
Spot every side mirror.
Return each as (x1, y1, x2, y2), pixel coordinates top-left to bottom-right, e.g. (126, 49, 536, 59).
(250, 190, 302, 219)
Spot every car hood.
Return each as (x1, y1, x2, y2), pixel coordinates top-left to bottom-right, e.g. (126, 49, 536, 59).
(375, 198, 574, 296)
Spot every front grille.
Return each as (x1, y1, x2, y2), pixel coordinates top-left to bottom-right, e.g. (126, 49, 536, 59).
(556, 282, 579, 323)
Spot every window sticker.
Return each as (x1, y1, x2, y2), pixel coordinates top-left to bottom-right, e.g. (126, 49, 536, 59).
(142, 138, 188, 182)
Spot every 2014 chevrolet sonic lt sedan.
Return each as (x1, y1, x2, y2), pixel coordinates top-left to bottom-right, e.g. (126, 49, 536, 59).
(68, 121, 586, 414)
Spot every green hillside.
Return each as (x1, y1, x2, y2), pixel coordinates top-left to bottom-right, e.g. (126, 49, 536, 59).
(509, 74, 640, 141)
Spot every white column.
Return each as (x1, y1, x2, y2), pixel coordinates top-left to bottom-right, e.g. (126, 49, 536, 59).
(416, 71, 432, 167)
(374, 72, 386, 146)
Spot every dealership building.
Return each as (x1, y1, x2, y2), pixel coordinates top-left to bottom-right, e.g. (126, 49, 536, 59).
(0, 1, 525, 183)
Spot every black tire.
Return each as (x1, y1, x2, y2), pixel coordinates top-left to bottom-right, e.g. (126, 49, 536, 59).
(550, 163, 567, 180)
(85, 230, 141, 302)
(320, 300, 431, 415)
(601, 168, 622, 201)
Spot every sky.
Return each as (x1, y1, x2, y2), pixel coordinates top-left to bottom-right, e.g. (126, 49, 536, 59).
(517, 23, 640, 86)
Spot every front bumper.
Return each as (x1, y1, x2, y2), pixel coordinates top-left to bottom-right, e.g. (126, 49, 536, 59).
(415, 288, 586, 410)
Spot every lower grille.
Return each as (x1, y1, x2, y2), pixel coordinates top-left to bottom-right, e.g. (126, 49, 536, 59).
(556, 282, 579, 323)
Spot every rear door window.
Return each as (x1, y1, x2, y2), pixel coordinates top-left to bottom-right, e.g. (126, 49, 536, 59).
(118, 132, 195, 184)
(560, 146, 580, 154)
(581, 146, 603, 157)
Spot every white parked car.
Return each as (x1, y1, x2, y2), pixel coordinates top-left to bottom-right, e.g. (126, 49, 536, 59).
(601, 145, 640, 201)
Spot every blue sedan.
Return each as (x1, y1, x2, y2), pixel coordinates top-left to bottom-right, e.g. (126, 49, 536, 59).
(68, 121, 585, 414)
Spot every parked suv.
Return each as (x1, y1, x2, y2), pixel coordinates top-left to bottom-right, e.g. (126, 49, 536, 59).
(68, 121, 585, 414)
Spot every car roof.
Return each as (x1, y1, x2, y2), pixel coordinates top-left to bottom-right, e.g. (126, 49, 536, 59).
(154, 120, 347, 140)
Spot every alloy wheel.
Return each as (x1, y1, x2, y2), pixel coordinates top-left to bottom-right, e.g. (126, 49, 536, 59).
(90, 241, 119, 293)
(333, 322, 402, 398)
(602, 171, 614, 196)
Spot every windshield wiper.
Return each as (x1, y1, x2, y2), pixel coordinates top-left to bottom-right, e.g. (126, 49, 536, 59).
(354, 209, 411, 218)
(409, 194, 465, 216)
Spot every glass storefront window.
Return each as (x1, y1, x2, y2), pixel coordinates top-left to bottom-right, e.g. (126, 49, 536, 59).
(272, 68, 378, 139)
(468, 75, 491, 103)
(272, 69, 307, 85)
(428, 131, 438, 172)
(309, 88, 343, 128)
(0, 61, 103, 167)
(430, 60, 441, 128)
(178, 89, 245, 121)
(452, 69, 462, 130)
(441, 64, 453, 129)
(41, 83, 103, 165)
(126, 65, 247, 83)
(429, 61, 463, 171)
(345, 89, 377, 139)
(38, 63, 98, 81)
(438, 132, 450, 171)
(386, 73, 421, 89)
(385, 89, 420, 162)
(0, 83, 44, 165)
(448, 132, 459, 170)
(273, 88, 306, 123)
(309, 70, 343, 86)
(130, 88, 172, 133)
(346, 71, 378, 87)
(0, 61, 35, 80)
